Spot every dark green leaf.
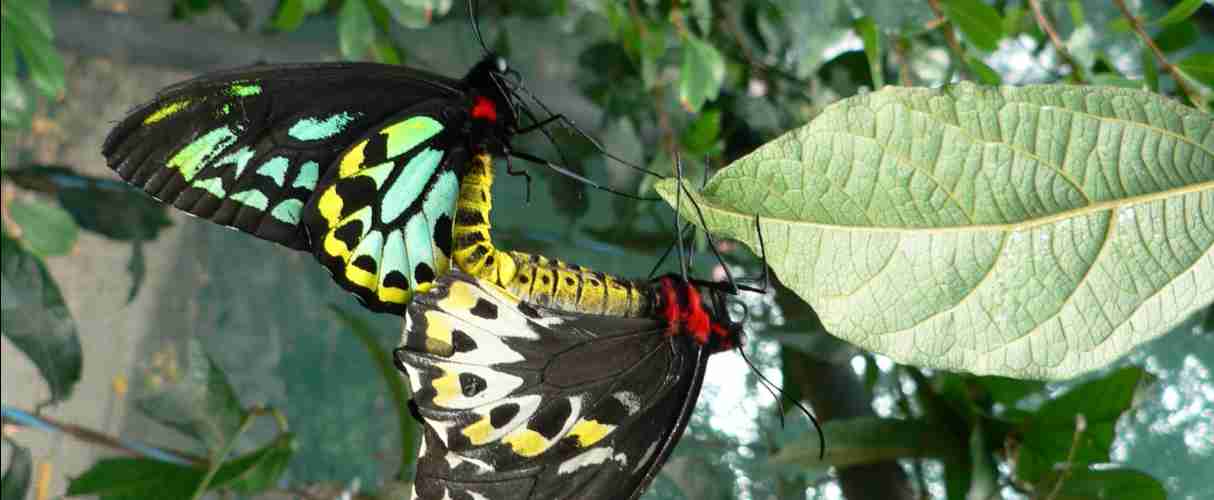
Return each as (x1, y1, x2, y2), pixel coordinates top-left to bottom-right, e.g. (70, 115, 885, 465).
(301, 0, 325, 13)
(372, 38, 403, 65)
(1039, 467, 1166, 500)
(10, 198, 79, 256)
(1141, 44, 1159, 92)
(1153, 0, 1204, 26)
(940, 0, 1004, 52)
(66, 439, 289, 499)
(964, 55, 1001, 84)
(330, 305, 417, 471)
(680, 108, 721, 156)
(271, 0, 307, 31)
(127, 241, 146, 303)
(1154, 20, 1198, 53)
(1, 438, 33, 500)
(678, 34, 725, 113)
(338, 0, 375, 60)
(7, 166, 172, 241)
(975, 375, 1044, 405)
(769, 417, 962, 468)
(226, 435, 298, 494)
(135, 339, 246, 452)
(853, 16, 883, 88)
(1177, 52, 1214, 88)
(1089, 74, 1141, 88)
(1015, 367, 1146, 482)
(0, 230, 82, 403)
(221, 0, 253, 30)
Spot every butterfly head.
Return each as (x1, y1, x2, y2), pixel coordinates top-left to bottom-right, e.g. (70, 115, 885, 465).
(656, 275, 743, 354)
(464, 52, 521, 133)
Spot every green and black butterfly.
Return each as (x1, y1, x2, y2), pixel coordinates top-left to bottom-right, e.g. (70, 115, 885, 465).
(102, 51, 581, 314)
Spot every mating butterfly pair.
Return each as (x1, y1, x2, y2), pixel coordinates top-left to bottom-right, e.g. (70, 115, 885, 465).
(104, 53, 755, 499)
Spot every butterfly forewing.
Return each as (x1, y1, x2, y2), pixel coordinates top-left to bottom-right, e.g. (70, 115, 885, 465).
(398, 272, 708, 500)
(103, 63, 463, 249)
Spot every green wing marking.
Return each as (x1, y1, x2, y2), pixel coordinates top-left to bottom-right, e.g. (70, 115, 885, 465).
(304, 113, 460, 314)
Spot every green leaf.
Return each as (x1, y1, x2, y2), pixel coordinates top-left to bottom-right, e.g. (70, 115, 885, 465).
(974, 375, 1044, 405)
(6, 0, 64, 98)
(655, 83, 1214, 380)
(1, 438, 33, 500)
(854, 16, 884, 88)
(1, 72, 35, 130)
(135, 339, 246, 452)
(330, 305, 417, 471)
(1154, 20, 1198, 53)
(1038, 467, 1165, 500)
(338, 0, 375, 60)
(1153, 0, 1204, 27)
(127, 241, 146, 303)
(940, 0, 1004, 52)
(10, 198, 78, 257)
(680, 108, 721, 156)
(1141, 44, 1159, 92)
(1176, 52, 1214, 88)
(964, 55, 1001, 85)
(769, 417, 961, 468)
(381, 0, 437, 29)
(66, 438, 291, 499)
(7, 166, 172, 241)
(1016, 367, 1145, 482)
(270, 0, 307, 31)
(678, 34, 725, 113)
(226, 435, 297, 494)
(1, 230, 82, 403)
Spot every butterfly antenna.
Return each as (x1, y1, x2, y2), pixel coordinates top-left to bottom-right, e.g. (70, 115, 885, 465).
(674, 153, 690, 281)
(509, 82, 665, 179)
(737, 346, 826, 460)
(467, 0, 490, 55)
(509, 150, 659, 201)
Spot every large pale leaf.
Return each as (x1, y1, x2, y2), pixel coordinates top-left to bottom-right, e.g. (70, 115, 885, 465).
(657, 83, 1213, 380)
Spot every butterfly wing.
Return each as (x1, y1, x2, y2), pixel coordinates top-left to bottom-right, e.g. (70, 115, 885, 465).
(103, 63, 464, 250)
(397, 271, 707, 500)
(302, 104, 469, 314)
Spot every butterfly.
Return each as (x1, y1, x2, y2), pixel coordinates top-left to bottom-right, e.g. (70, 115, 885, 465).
(103, 50, 575, 314)
(394, 254, 742, 499)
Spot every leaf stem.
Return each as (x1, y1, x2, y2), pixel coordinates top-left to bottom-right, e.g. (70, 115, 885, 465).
(190, 412, 254, 500)
(1112, 0, 1205, 109)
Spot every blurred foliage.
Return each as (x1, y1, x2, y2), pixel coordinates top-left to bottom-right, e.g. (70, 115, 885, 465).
(1, 0, 1211, 499)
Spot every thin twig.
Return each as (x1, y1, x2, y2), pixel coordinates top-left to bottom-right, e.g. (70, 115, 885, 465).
(1043, 414, 1087, 500)
(894, 36, 914, 86)
(1027, 0, 1087, 82)
(925, 0, 969, 80)
(1112, 0, 1204, 108)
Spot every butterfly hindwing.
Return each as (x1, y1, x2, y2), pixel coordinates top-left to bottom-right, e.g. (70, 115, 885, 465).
(103, 63, 463, 250)
(397, 271, 708, 500)
(302, 104, 468, 314)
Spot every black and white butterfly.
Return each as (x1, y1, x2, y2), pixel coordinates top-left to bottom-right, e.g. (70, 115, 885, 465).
(395, 267, 741, 500)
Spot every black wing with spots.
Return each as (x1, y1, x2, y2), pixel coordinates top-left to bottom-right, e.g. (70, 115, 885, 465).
(396, 271, 709, 500)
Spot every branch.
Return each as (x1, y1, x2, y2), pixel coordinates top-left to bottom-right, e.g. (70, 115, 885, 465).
(1027, 0, 1087, 82)
(1112, 0, 1204, 108)
(925, 0, 970, 80)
